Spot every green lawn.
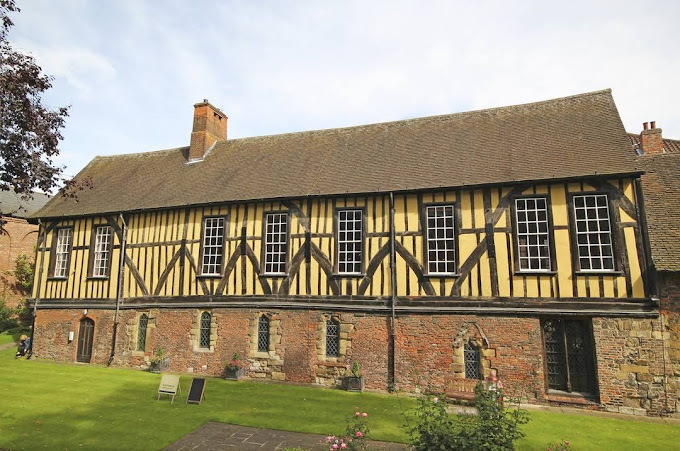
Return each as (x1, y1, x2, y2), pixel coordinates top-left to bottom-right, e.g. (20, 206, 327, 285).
(0, 331, 19, 346)
(0, 347, 678, 450)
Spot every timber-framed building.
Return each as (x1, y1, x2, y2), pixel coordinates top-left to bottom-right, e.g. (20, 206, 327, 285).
(29, 89, 677, 416)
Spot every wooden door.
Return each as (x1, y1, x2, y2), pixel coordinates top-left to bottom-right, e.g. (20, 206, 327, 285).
(77, 318, 94, 363)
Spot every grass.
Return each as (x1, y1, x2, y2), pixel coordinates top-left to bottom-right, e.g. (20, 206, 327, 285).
(0, 331, 19, 346)
(1, 347, 679, 450)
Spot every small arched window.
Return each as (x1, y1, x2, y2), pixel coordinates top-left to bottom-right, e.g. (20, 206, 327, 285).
(326, 319, 340, 358)
(137, 314, 148, 351)
(199, 312, 211, 349)
(464, 341, 482, 380)
(258, 316, 270, 352)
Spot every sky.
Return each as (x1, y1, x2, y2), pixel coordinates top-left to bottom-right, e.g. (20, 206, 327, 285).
(8, 0, 680, 182)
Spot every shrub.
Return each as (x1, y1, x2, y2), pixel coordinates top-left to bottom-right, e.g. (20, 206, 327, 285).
(406, 382, 529, 450)
(325, 406, 371, 450)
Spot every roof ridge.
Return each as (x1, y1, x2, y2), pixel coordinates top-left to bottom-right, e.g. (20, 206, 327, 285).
(94, 146, 187, 160)
(225, 88, 614, 144)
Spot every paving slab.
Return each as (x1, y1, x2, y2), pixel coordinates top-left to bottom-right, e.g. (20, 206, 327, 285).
(164, 422, 407, 451)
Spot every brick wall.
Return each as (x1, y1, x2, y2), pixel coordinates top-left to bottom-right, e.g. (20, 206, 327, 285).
(0, 216, 38, 309)
(32, 307, 678, 416)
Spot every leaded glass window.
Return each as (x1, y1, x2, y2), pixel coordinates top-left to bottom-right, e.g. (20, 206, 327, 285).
(573, 194, 614, 271)
(199, 312, 211, 349)
(201, 217, 225, 275)
(426, 205, 456, 274)
(515, 197, 551, 271)
(326, 319, 339, 358)
(337, 209, 363, 274)
(264, 213, 288, 274)
(92, 226, 112, 277)
(137, 314, 148, 351)
(464, 341, 482, 380)
(258, 316, 270, 352)
(53, 228, 73, 278)
(542, 319, 595, 394)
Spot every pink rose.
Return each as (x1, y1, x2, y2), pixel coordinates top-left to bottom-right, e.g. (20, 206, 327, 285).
(361, 412, 368, 417)
(340, 444, 347, 449)
(433, 397, 439, 403)
(325, 436, 335, 443)
(355, 412, 360, 416)
(355, 432, 363, 438)
(332, 444, 338, 449)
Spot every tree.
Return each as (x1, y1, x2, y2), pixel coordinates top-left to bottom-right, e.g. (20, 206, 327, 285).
(0, 0, 69, 199)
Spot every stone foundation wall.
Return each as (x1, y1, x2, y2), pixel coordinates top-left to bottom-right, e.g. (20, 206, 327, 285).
(32, 306, 678, 416)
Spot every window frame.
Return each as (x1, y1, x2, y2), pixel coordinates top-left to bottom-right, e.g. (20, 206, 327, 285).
(198, 215, 228, 277)
(540, 317, 598, 397)
(199, 311, 212, 349)
(261, 211, 290, 276)
(257, 315, 270, 353)
(48, 226, 74, 279)
(87, 224, 113, 279)
(333, 207, 366, 276)
(422, 202, 459, 276)
(136, 313, 149, 352)
(325, 318, 340, 358)
(567, 192, 620, 275)
(463, 340, 483, 380)
(510, 194, 558, 275)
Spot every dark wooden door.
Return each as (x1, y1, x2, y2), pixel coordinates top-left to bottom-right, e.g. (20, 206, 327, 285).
(77, 318, 94, 363)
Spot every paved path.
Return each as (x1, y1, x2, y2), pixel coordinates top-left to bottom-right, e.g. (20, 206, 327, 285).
(164, 423, 407, 451)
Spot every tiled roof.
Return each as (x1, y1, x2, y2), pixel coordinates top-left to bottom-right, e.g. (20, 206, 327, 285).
(0, 189, 51, 219)
(33, 89, 640, 219)
(628, 133, 680, 154)
(636, 151, 680, 271)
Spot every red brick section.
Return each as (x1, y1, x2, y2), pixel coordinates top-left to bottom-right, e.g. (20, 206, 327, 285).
(189, 101, 227, 161)
(32, 308, 678, 416)
(641, 126, 664, 154)
(659, 272, 680, 414)
(0, 216, 39, 309)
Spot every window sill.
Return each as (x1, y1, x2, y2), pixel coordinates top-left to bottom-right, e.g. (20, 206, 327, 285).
(514, 271, 558, 276)
(334, 273, 366, 278)
(260, 273, 288, 278)
(423, 273, 461, 278)
(87, 276, 110, 281)
(197, 274, 222, 279)
(318, 361, 346, 368)
(47, 276, 68, 281)
(195, 347, 214, 353)
(545, 390, 598, 405)
(251, 351, 272, 359)
(573, 271, 623, 276)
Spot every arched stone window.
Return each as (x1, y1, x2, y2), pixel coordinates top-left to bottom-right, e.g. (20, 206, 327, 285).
(464, 341, 482, 380)
(199, 312, 211, 349)
(258, 315, 270, 352)
(137, 314, 149, 351)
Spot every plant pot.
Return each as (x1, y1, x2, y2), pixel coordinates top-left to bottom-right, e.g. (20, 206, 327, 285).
(149, 357, 170, 373)
(343, 376, 364, 392)
(225, 367, 245, 380)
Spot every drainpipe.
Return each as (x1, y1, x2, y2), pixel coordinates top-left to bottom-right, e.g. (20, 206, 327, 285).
(29, 219, 47, 356)
(388, 192, 397, 392)
(108, 213, 127, 366)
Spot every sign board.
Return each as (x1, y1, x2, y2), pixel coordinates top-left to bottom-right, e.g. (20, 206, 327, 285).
(157, 374, 181, 404)
(187, 378, 206, 405)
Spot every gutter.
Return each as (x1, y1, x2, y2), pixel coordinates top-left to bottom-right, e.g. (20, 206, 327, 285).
(107, 213, 127, 366)
(29, 220, 47, 356)
(388, 192, 397, 392)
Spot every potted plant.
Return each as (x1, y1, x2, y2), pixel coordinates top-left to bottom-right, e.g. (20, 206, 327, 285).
(343, 361, 364, 392)
(149, 348, 169, 373)
(224, 352, 247, 380)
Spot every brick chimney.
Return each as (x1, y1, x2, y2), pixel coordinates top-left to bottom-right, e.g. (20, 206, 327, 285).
(188, 100, 227, 161)
(640, 121, 664, 155)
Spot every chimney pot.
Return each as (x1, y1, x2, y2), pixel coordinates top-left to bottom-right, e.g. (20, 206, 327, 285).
(651, 121, 656, 129)
(188, 100, 228, 161)
(643, 122, 649, 130)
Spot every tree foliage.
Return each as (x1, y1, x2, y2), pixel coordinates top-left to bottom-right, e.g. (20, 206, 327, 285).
(0, 0, 69, 197)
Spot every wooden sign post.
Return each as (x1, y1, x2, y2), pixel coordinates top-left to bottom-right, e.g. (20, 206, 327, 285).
(157, 374, 181, 404)
(186, 378, 206, 405)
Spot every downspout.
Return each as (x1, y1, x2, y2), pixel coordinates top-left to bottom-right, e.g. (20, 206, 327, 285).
(388, 192, 397, 392)
(29, 219, 47, 356)
(108, 213, 127, 366)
